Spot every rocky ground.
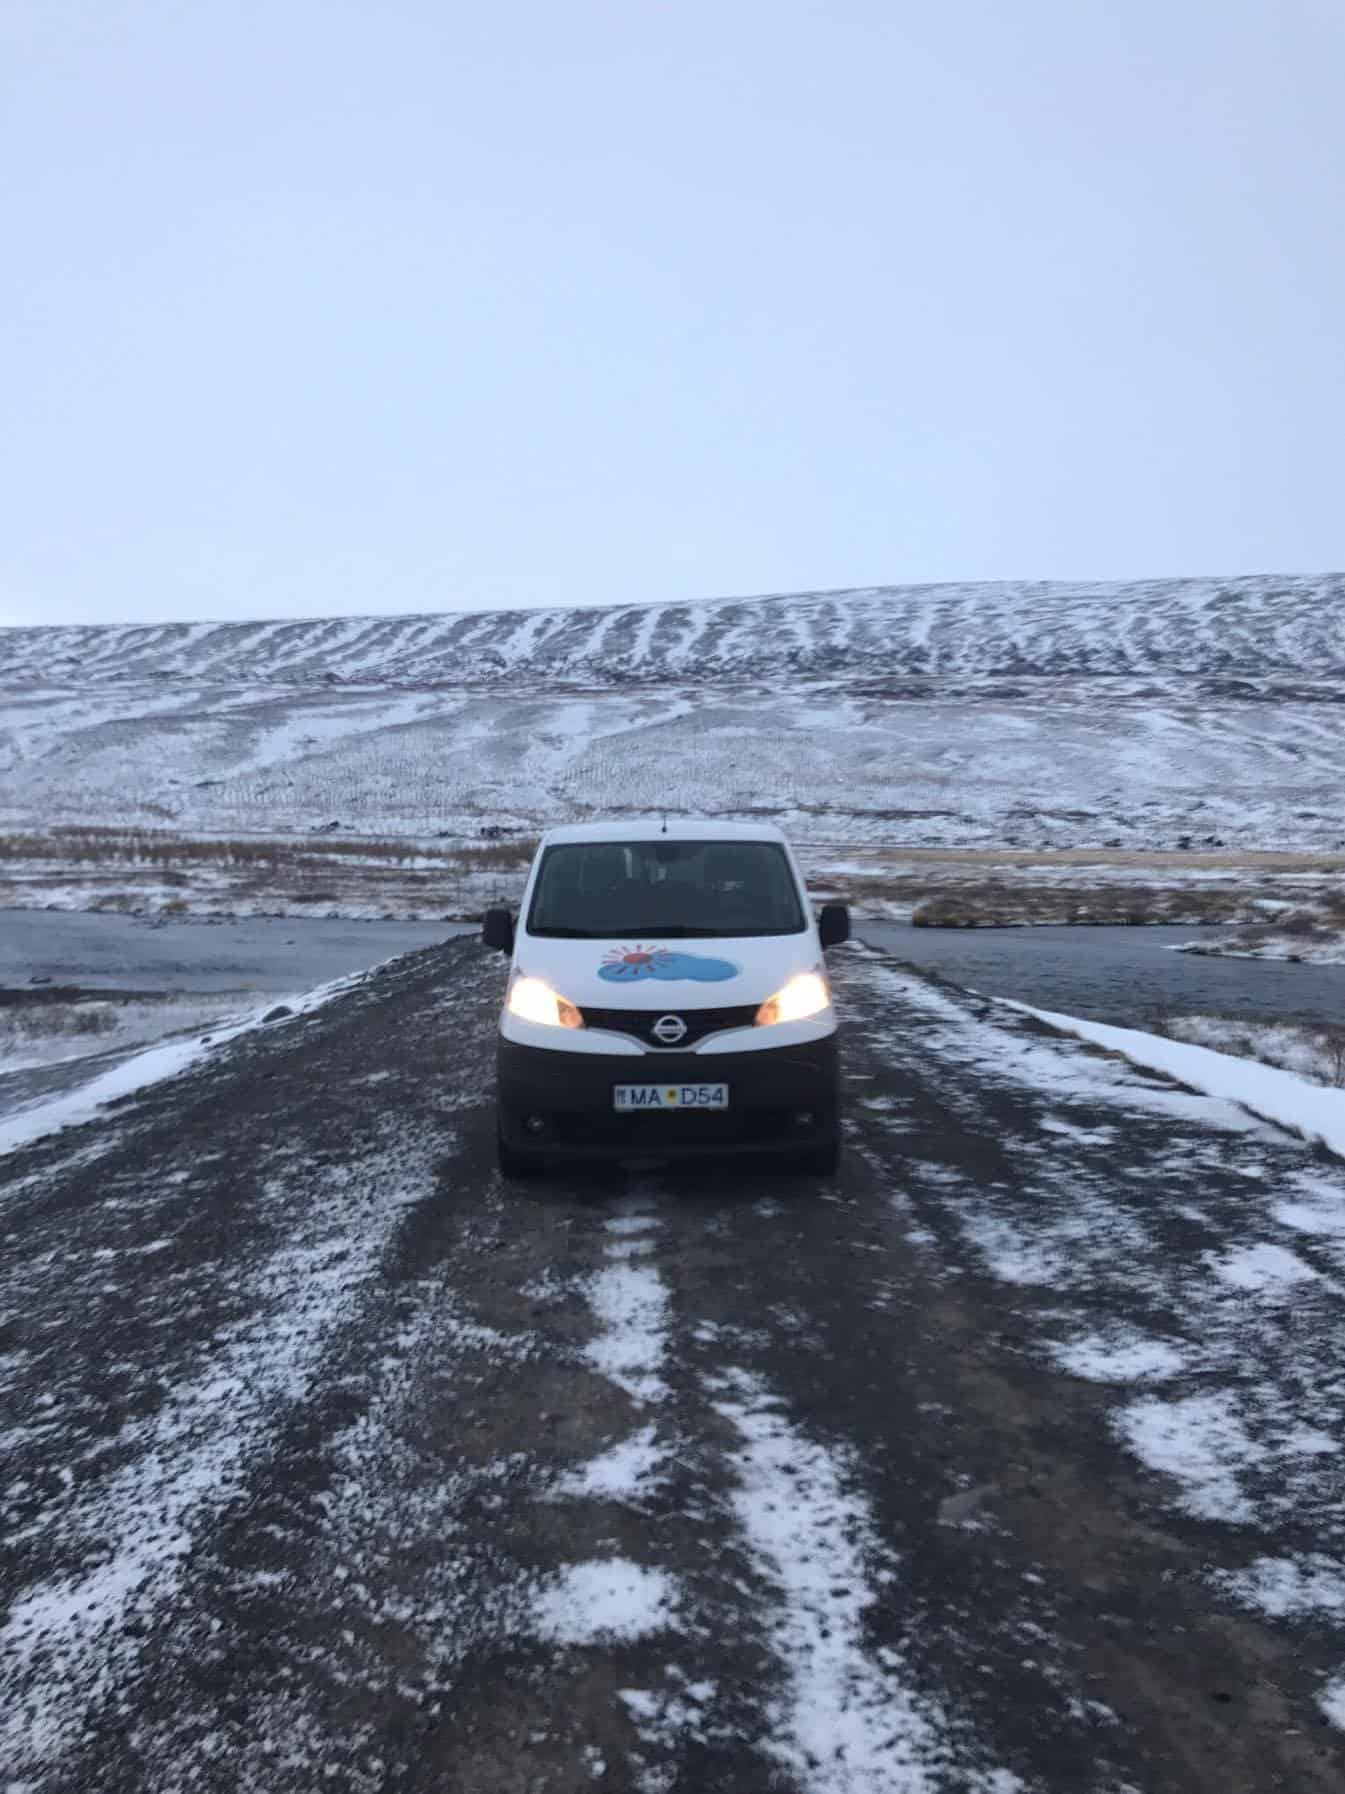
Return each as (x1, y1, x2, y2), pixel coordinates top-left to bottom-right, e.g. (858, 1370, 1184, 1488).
(3, 938, 1344, 1792)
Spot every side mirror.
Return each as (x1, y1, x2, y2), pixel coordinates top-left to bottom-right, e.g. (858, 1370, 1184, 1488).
(818, 903, 850, 950)
(482, 906, 515, 953)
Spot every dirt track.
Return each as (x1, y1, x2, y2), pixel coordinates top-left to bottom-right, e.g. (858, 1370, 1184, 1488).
(3, 938, 1343, 1792)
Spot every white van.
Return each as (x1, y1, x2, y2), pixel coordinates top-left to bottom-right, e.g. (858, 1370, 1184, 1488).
(482, 820, 850, 1177)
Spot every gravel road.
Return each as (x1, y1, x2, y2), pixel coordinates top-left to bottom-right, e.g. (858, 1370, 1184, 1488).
(3, 938, 1343, 1793)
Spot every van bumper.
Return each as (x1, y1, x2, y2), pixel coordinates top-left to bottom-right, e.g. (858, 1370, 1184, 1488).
(497, 1034, 839, 1161)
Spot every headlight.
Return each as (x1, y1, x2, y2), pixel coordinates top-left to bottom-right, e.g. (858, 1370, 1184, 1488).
(507, 976, 584, 1030)
(755, 971, 831, 1026)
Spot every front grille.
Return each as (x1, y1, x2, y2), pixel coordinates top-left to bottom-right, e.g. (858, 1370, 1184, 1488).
(581, 1003, 760, 1050)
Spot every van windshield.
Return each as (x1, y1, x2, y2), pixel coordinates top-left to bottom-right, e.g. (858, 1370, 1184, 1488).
(526, 840, 807, 939)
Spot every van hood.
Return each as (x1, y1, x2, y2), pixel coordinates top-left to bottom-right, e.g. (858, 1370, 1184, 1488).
(513, 935, 816, 1009)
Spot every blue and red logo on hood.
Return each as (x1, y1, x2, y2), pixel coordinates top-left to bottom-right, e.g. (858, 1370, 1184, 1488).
(598, 944, 740, 984)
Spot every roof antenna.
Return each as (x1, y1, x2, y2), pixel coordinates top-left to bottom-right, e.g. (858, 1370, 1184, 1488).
(660, 810, 668, 835)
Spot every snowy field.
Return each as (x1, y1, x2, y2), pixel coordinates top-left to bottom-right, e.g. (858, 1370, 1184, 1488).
(2, 574, 1344, 863)
(2, 675, 1343, 857)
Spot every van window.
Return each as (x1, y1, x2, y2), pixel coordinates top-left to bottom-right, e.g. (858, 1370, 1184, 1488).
(527, 840, 807, 939)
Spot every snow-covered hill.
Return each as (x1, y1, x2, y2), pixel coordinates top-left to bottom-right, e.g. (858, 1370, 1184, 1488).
(2, 576, 1343, 853)
(2, 573, 1343, 688)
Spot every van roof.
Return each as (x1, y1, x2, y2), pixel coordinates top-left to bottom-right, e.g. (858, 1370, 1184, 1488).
(538, 819, 790, 846)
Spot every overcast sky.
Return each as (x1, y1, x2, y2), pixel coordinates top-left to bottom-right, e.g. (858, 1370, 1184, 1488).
(3, 0, 1342, 627)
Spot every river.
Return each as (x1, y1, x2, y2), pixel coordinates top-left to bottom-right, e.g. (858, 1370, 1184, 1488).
(3, 910, 473, 997)
(858, 921, 1345, 1026)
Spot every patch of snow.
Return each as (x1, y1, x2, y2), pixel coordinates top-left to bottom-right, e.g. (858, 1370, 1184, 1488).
(1051, 1333, 1188, 1383)
(1319, 1677, 1345, 1731)
(553, 1425, 664, 1502)
(533, 1560, 678, 1645)
(1009, 1002, 1345, 1162)
(871, 969, 1264, 1136)
(1115, 1393, 1264, 1524)
(1279, 1426, 1340, 1458)
(711, 1366, 1020, 1793)
(1206, 1243, 1318, 1292)
(605, 1235, 657, 1258)
(584, 1261, 670, 1405)
(615, 1677, 724, 1775)
(1273, 1173, 1345, 1238)
(1038, 1116, 1116, 1145)
(955, 1210, 1066, 1286)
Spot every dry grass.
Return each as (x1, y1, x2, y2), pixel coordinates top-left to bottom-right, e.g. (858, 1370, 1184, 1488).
(0, 827, 288, 867)
(1235, 902, 1345, 938)
(0, 825, 538, 923)
(0, 991, 266, 1073)
(453, 840, 539, 872)
(0, 826, 537, 874)
(1144, 1011, 1345, 1089)
(1, 1002, 118, 1041)
(1199, 897, 1345, 959)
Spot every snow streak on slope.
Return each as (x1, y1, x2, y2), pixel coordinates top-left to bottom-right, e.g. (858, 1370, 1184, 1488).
(2, 574, 1343, 688)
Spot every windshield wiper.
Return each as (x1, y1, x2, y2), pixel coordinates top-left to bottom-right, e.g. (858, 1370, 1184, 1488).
(528, 926, 601, 938)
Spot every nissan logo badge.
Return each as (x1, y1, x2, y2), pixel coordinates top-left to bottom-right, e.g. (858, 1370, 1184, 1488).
(652, 1014, 688, 1045)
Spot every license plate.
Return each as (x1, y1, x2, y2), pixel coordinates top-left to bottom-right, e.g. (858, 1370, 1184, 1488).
(613, 1083, 730, 1112)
